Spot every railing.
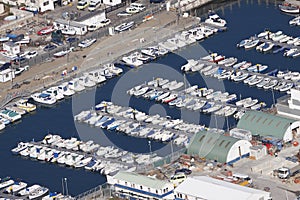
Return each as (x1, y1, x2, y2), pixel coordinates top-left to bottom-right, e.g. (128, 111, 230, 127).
(75, 183, 113, 200)
(0, 90, 31, 109)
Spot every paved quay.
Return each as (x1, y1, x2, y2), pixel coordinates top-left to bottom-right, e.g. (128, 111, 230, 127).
(0, 11, 198, 107)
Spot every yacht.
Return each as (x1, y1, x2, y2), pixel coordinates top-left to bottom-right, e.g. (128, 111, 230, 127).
(204, 13, 227, 27)
(4, 181, 27, 194)
(86, 70, 107, 84)
(31, 93, 57, 105)
(237, 39, 252, 48)
(29, 186, 49, 199)
(243, 98, 258, 108)
(236, 97, 252, 107)
(167, 37, 186, 48)
(263, 79, 278, 90)
(43, 86, 64, 100)
(256, 78, 270, 88)
(79, 75, 96, 88)
(0, 109, 21, 122)
(68, 78, 85, 92)
(11, 142, 28, 154)
(15, 99, 36, 112)
(289, 16, 300, 26)
(248, 76, 263, 86)
(122, 54, 144, 67)
(0, 179, 14, 189)
(244, 39, 260, 49)
(17, 184, 41, 196)
(57, 82, 75, 96)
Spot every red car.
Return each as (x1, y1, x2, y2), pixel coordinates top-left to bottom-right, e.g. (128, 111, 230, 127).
(37, 26, 54, 35)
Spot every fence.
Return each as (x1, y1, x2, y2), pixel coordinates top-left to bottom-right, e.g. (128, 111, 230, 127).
(75, 183, 113, 200)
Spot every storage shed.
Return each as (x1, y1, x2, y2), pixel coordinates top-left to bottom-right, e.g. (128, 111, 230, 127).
(237, 110, 300, 143)
(53, 19, 88, 35)
(174, 176, 272, 200)
(0, 68, 15, 82)
(187, 130, 252, 164)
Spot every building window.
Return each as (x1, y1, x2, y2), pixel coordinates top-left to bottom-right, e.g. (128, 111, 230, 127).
(132, 184, 135, 188)
(179, 193, 183, 198)
(140, 186, 143, 190)
(30, 0, 35, 3)
(148, 188, 151, 192)
(156, 190, 158, 194)
(110, 0, 112, 2)
(5, 74, 9, 78)
(125, 182, 127, 186)
(43, 1, 49, 6)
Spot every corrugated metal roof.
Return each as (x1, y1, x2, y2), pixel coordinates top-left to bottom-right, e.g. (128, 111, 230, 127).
(114, 171, 169, 190)
(187, 130, 240, 163)
(237, 111, 295, 139)
(174, 176, 270, 200)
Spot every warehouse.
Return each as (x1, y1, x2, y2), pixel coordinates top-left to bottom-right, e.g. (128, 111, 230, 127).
(237, 110, 300, 143)
(174, 176, 272, 200)
(187, 130, 252, 165)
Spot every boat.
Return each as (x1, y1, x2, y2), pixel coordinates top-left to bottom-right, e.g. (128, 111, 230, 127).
(236, 97, 252, 107)
(237, 39, 252, 48)
(256, 77, 270, 88)
(78, 38, 97, 48)
(218, 57, 238, 67)
(53, 48, 73, 58)
(43, 86, 64, 100)
(0, 109, 21, 122)
(181, 59, 199, 72)
(5, 106, 26, 116)
(37, 26, 54, 35)
(239, 62, 252, 70)
(274, 81, 287, 90)
(233, 72, 249, 82)
(115, 21, 134, 32)
(243, 98, 258, 108)
(57, 82, 75, 96)
(280, 82, 293, 92)
(247, 64, 268, 73)
(11, 142, 28, 154)
(244, 39, 260, 49)
(156, 92, 170, 102)
(284, 48, 298, 57)
(0, 179, 14, 189)
(162, 93, 178, 103)
(259, 42, 274, 52)
(79, 76, 96, 88)
(60, 28, 76, 35)
(204, 13, 227, 27)
(15, 99, 36, 112)
(4, 181, 27, 194)
(68, 78, 85, 92)
(31, 93, 57, 105)
(248, 76, 263, 86)
(122, 54, 144, 67)
(279, 4, 299, 14)
(29, 186, 49, 199)
(17, 184, 41, 196)
(289, 16, 300, 26)
(263, 79, 278, 90)
(244, 75, 256, 84)
(86, 70, 107, 84)
(167, 37, 186, 48)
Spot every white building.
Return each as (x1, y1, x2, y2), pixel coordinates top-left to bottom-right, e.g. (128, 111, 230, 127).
(0, 68, 15, 83)
(277, 88, 300, 120)
(53, 19, 88, 35)
(23, 0, 55, 13)
(3, 42, 20, 56)
(174, 176, 272, 200)
(107, 171, 174, 200)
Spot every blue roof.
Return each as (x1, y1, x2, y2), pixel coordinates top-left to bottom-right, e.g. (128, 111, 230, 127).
(39, 93, 50, 98)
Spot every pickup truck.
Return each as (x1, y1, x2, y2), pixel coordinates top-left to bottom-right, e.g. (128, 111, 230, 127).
(277, 165, 300, 179)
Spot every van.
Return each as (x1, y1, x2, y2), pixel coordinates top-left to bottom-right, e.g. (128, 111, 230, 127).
(77, 0, 89, 10)
(170, 174, 186, 186)
(232, 173, 252, 184)
(130, 3, 145, 11)
(88, 0, 101, 11)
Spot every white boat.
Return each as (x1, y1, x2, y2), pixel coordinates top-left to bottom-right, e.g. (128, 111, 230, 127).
(237, 39, 252, 48)
(244, 39, 260, 49)
(29, 186, 49, 199)
(248, 76, 263, 86)
(15, 99, 36, 112)
(4, 181, 27, 194)
(115, 21, 134, 32)
(105, 63, 123, 75)
(79, 75, 96, 87)
(280, 82, 293, 92)
(17, 184, 41, 196)
(167, 37, 186, 48)
(11, 142, 28, 154)
(0, 109, 22, 122)
(5, 106, 26, 116)
(181, 59, 199, 71)
(243, 98, 258, 108)
(256, 77, 270, 88)
(68, 78, 85, 92)
(289, 16, 300, 26)
(78, 38, 97, 48)
(279, 4, 300, 14)
(0, 179, 14, 189)
(156, 92, 170, 102)
(53, 48, 73, 58)
(74, 156, 93, 168)
(204, 13, 227, 27)
(60, 28, 76, 35)
(188, 29, 205, 41)
(233, 72, 249, 82)
(86, 70, 107, 84)
(284, 48, 298, 57)
(263, 79, 278, 90)
(31, 93, 57, 105)
(57, 82, 75, 96)
(122, 54, 144, 67)
(43, 86, 64, 100)
(236, 97, 252, 107)
(133, 86, 149, 96)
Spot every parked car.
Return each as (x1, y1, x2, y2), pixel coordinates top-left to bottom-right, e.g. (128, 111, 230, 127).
(43, 44, 57, 52)
(25, 51, 38, 59)
(175, 168, 192, 175)
(170, 174, 186, 186)
(77, 0, 89, 10)
(13, 57, 27, 65)
(66, 37, 79, 44)
(150, 0, 165, 3)
(130, 3, 146, 11)
(99, 19, 111, 27)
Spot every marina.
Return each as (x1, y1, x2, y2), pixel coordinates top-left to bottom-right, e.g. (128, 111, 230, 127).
(0, 0, 300, 199)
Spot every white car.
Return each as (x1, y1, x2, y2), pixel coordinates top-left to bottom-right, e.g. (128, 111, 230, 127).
(25, 51, 38, 59)
(130, 3, 145, 11)
(99, 19, 111, 27)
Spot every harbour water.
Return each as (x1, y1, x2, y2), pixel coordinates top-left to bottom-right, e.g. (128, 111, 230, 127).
(0, 0, 299, 196)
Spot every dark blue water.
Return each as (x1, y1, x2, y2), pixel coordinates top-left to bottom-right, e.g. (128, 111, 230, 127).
(0, 0, 297, 196)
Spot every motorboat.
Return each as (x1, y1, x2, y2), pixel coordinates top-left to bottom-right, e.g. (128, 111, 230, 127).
(86, 70, 107, 84)
(31, 93, 57, 105)
(68, 78, 85, 92)
(233, 72, 249, 82)
(239, 62, 252, 70)
(122, 54, 144, 67)
(233, 61, 247, 69)
(244, 39, 260, 49)
(79, 75, 96, 88)
(284, 48, 298, 57)
(236, 97, 252, 107)
(279, 3, 299, 14)
(289, 16, 300, 26)
(15, 99, 36, 112)
(256, 77, 270, 88)
(17, 184, 41, 196)
(53, 48, 73, 58)
(237, 39, 252, 48)
(159, 41, 178, 51)
(57, 82, 75, 96)
(4, 181, 27, 194)
(263, 79, 278, 90)
(188, 29, 205, 41)
(115, 21, 134, 32)
(29, 186, 49, 199)
(271, 31, 285, 41)
(0, 179, 14, 189)
(60, 28, 76, 35)
(5, 106, 26, 116)
(256, 42, 274, 52)
(167, 37, 186, 48)
(105, 63, 123, 75)
(247, 64, 268, 73)
(162, 93, 178, 103)
(181, 59, 199, 72)
(0, 109, 21, 122)
(274, 81, 287, 90)
(218, 57, 238, 67)
(280, 82, 293, 92)
(175, 31, 196, 45)
(133, 86, 149, 96)
(43, 86, 64, 100)
(248, 76, 263, 86)
(204, 13, 227, 27)
(196, 26, 214, 37)
(11, 142, 28, 154)
(243, 98, 258, 108)
(251, 102, 266, 110)
(78, 38, 97, 48)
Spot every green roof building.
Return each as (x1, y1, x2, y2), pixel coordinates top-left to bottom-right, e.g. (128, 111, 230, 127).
(237, 110, 299, 142)
(107, 171, 174, 200)
(187, 130, 252, 164)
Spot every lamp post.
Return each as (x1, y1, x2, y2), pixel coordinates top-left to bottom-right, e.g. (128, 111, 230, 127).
(148, 140, 152, 157)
